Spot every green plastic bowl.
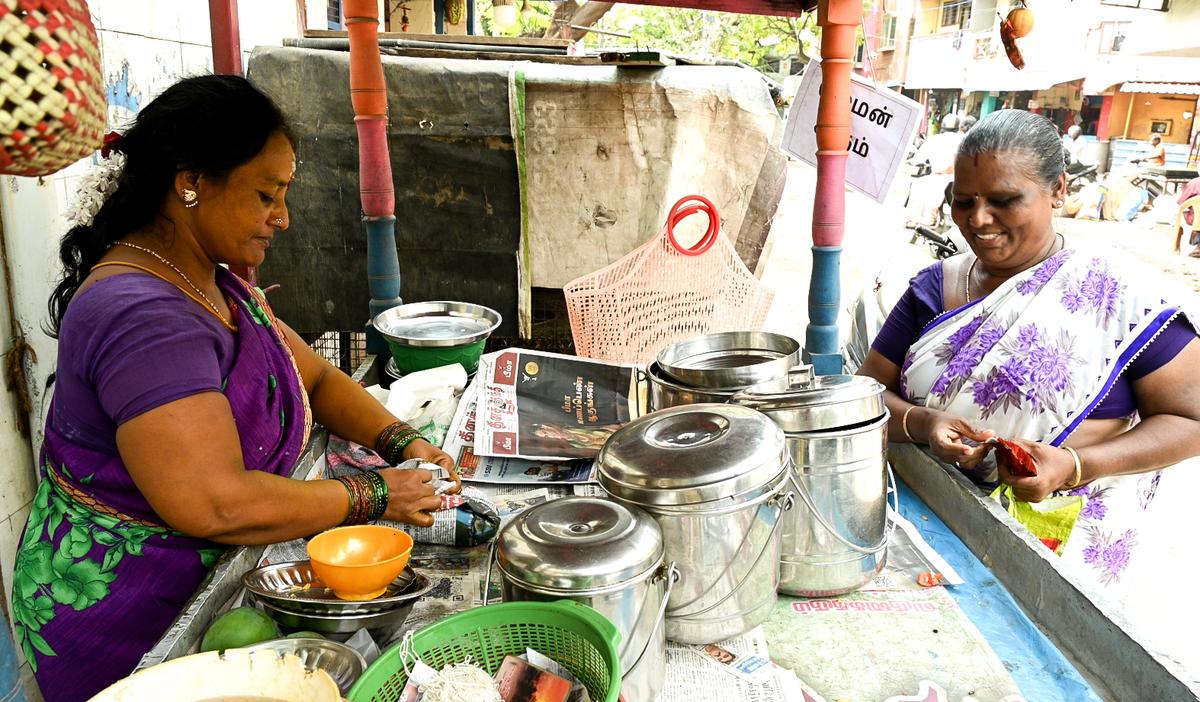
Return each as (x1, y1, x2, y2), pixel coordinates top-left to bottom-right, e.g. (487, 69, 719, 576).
(372, 302, 501, 375)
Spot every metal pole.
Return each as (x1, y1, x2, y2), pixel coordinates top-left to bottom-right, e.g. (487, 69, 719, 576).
(209, 0, 255, 283)
(805, 0, 862, 375)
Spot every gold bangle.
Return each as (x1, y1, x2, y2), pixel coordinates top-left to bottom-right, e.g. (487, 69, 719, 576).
(902, 406, 917, 442)
(1063, 446, 1083, 488)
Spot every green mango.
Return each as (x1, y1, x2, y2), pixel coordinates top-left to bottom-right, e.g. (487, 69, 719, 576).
(199, 606, 280, 652)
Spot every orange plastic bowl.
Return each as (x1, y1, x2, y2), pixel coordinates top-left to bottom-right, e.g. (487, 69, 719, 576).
(306, 525, 414, 601)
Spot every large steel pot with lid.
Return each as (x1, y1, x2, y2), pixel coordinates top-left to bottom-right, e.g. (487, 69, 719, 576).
(496, 497, 676, 702)
(597, 404, 793, 644)
(734, 374, 895, 597)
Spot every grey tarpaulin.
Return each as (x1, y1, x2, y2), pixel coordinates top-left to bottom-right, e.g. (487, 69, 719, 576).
(246, 46, 785, 337)
(248, 46, 524, 336)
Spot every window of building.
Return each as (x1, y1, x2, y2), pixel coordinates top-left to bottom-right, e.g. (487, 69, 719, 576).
(940, 0, 972, 29)
(1100, 0, 1168, 9)
(881, 14, 897, 49)
(327, 0, 343, 30)
(854, 38, 866, 66)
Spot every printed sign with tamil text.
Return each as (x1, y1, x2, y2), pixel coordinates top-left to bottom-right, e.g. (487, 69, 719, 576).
(782, 61, 923, 204)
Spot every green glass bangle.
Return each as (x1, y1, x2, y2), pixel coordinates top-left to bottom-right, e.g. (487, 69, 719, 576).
(365, 471, 388, 521)
(336, 475, 367, 525)
(383, 430, 423, 465)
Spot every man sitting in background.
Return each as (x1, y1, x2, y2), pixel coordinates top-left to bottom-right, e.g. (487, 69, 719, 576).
(1131, 134, 1167, 167)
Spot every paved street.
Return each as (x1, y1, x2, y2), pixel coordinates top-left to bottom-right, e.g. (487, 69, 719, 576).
(758, 161, 1200, 349)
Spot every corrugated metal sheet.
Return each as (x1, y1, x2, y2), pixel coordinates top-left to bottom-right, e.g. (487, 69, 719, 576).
(1121, 81, 1200, 94)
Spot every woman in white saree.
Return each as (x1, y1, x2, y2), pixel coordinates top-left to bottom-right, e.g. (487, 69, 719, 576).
(858, 110, 1200, 673)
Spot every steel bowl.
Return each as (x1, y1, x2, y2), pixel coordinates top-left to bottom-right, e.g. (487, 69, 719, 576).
(241, 561, 430, 616)
(372, 301, 501, 349)
(655, 332, 801, 390)
(243, 638, 367, 696)
(254, 594, 425, 636)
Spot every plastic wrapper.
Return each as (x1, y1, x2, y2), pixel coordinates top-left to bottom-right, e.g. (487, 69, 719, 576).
(326, 437, 500, 547)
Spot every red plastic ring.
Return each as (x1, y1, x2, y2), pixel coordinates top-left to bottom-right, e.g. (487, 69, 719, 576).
(665, 195, 720, 256)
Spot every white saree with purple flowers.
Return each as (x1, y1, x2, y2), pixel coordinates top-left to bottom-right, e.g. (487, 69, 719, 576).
(899, 243, 1200, 615)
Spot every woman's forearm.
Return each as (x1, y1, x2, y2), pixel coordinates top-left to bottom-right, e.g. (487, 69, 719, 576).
(1072, 414, 1200, 484)
(178, 472, 349, 545)
(884, 390, 928, 444)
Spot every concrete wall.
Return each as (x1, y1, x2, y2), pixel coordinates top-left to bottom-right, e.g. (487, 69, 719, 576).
(1109, 91, 1198, 142)
(0, 1, 301, 696)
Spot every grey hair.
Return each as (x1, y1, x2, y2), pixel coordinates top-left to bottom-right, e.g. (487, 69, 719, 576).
(958, 109, 1067, 190)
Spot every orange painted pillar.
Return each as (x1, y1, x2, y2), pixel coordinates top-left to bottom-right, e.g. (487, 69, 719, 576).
(806, 0, 862, 374)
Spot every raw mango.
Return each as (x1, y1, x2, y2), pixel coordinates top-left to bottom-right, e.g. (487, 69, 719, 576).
(200, 606, 280, 652)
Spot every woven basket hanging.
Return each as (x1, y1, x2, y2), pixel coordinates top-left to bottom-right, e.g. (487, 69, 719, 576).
(563, 195, 776, 364)
(0, 0, 105, 177)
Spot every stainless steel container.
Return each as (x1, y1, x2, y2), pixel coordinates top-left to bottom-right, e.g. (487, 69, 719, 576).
(597, 404, 792, 644)
(497, 497, 675, 702)
(734, 375, 894, 597)
(655, 332, 801, 389)
(646, 360, 808, 412)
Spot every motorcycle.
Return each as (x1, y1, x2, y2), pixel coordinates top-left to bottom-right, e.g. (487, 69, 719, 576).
(911, 224, 967, 260)
(1066, 161, 1099, 194)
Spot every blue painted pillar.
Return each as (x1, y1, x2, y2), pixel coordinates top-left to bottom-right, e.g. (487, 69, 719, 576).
(805, 246, 843, 374)
(365, 216, 403, 353)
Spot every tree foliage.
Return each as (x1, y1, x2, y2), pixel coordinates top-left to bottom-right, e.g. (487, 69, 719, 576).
(589, 6, 818, 69)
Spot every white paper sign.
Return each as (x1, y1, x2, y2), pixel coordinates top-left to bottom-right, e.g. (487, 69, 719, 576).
(782, 61, 923, 203)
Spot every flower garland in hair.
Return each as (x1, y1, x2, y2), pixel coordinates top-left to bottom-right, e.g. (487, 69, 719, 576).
(64, 131, 125, 229)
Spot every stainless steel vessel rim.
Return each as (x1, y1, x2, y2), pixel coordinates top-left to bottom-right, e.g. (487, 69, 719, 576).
(496, 557, 666, 596)
(645, 361, 745, 393)
(655, 332, 800, 388)
(603, 466, 790, 513)
(778, 412, 890, 437)
(254, 594, 420, 622)
(733, 374, 885, 404)
(371, 301, 502, 347)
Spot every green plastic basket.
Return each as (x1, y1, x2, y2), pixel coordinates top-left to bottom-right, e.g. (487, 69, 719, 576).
(347, 601, 622, 702)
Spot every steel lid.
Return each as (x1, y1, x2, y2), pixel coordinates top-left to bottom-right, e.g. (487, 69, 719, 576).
(597, 404, 788, 506)
(496, 497, 663, 592)
(732, 374, 885, 433)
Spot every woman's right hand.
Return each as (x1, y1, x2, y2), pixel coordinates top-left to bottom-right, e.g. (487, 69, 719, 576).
(919, 408, 996, 470)
(379, 467, 442, 527)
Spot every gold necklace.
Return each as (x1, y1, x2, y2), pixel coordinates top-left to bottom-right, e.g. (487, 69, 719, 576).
(114, 242, 235, 331)
(965, 233, 1064, 304)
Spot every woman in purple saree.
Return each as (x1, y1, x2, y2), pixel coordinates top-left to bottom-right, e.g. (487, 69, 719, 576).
(858, 110, 1200, 673)
(10, 76, 457, 701)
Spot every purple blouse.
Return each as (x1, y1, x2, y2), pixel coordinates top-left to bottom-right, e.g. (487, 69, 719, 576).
(52, 274, 237, 452)
(872, 262, 1196, 419)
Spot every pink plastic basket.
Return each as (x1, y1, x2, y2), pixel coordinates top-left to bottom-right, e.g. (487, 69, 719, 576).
(563, 195, 775, 364)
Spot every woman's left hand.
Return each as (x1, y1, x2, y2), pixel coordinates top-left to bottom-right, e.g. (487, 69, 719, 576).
(402, 438, 462, 494)
(995, 438, 1077, 502)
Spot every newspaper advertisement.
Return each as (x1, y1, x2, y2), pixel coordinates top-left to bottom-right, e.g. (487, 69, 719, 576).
(473, 349, 641, 460)
(663, 627, 786, 702)
(445, 382, 599, 484)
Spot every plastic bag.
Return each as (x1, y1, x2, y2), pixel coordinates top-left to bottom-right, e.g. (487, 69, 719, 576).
(989, 484, 1082, 555)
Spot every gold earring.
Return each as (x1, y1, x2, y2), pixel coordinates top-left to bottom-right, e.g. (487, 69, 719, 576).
(182, 189, 198, 208)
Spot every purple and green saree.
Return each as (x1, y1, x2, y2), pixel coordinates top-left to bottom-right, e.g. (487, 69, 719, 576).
(10, 268, 309, 701)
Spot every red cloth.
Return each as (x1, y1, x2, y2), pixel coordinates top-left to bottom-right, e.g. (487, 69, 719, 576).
(1178, 177, 1200, 227)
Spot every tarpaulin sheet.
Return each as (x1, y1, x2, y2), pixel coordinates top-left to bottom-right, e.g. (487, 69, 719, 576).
(898, 482, 1101, 702)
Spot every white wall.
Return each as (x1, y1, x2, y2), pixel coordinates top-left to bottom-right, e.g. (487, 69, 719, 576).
(0, 1, 301, 696)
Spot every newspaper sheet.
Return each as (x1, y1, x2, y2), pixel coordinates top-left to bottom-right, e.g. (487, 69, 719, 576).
(445, 381, 599, 483)
(473, 349, 640, 460)
(663, 627, 786, 702)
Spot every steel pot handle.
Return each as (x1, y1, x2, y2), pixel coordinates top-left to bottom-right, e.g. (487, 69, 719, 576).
(788, 462, 899, 556)
(667, 490, 794, 621)
(481, 539, 497, 606)
(622, 562, 680, 679)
